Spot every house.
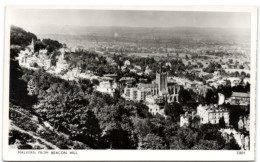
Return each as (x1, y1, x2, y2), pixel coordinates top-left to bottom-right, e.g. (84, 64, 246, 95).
(220, 128, 250, 150)
(238, 117, 244, 130)
(144, 66, 152, 75)
(145, 95, 166, 116)
(238, 116, 250, 131)
(96, 81, 116, 96)
(147, 103, 165, 116)
(180, 111, 199, 128)
(180, 112, 191, 127)
(197, 104, 229, 126)
(122, 86, 149, 101)
(225, 92, 250, 106)
(197, 85, 213, 98)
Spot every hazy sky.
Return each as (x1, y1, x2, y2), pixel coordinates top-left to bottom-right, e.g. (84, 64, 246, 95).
(10, 9, 251, 30)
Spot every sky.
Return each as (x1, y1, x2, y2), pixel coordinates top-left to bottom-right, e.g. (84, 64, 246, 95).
(9, 9, 251, 32)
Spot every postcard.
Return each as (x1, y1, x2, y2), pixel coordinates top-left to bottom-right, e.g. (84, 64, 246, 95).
(3, 5, 257, 161)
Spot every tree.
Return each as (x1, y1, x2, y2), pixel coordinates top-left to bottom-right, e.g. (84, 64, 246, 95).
(205, 89, 218, 104)
(245, 82, 250, 92)
(9, 49, 38, 108)
(134, 119, 151, 137)
(192, 140, 221, 150)
(42, 38, 63, 53)
(219, 116, 226, 128)
(141, 133, 168, 149)
(70, 110, 103, 148)
(234, 71, 240, 77)
(91, 79, 99, 86)
(168, 136, 188, 149)
(177, 127, 199, 148)
(217, 85, 232, 98)
(199, 124, 220, 141)
(190, 115, 201, 129)
(149, 115, 167, 137)
(34, 41, 46, 53)
(239, 65, 244, 69)
(203, 62, 221, 73)
(11, 25, 37, 46)
(185, 55, 189, 60)
(228, 59, 233, 64)
(225, 136, 240, 150)
(164, 102, 184, 122)
(178, 87, 192, 104)
(226, 105, 247, 129)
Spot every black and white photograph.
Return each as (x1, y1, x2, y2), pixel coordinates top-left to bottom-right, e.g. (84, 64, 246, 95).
(2, 6, 257, 161)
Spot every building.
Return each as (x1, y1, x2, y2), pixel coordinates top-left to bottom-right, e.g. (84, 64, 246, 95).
(197, 104, 229, 126)
(192, 84, 213, 98)
(243, 77, 250, 85)
(167, 83, 180, 102)
(16, 40, 52, 71)
(147, 103, 165, 116)
(122, 86, 150, 101)
(156, 72, 168, 94)
(96, 81, 116, 96)
(28, 38, 34, 53)
(180, 112, 192, 127)
(145, 72, 180, 101)
(238, 117, 244, 130)
(145, 95, 164, 104)
(220, 128, 250, 150)
(122, 72, 180, 103)
(225, 92, 250, 106)
(180, 111, 198, 127)
(124, 60, 131, 66)
(146, 95, 165, 116)
(144, 66, 152, 75)
(103, 74, 117, 82)
(238, 116, 250, 131)
(55, 50, 70, 74)
(218, 93, 225, 105)
(228, 77, 241, 87)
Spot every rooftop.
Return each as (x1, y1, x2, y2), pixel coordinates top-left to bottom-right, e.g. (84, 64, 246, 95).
(231, 92, 250, 98)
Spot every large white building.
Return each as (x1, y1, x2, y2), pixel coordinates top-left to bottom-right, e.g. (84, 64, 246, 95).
(122, 86, 150, 101)
(197, 104, 230, 126)
(96, 81, 117, 96)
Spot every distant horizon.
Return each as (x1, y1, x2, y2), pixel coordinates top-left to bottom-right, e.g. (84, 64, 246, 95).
(12, 23, 251, 29)
(9, 9, 251, 32)
(11, 23, 251, 37)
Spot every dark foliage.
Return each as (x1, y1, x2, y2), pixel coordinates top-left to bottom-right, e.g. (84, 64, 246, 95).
(42, 38, 63, 53)
(11, 25, 37, 46)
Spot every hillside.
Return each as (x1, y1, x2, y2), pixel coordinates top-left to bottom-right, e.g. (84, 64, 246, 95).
(11, 25, 37, 46)
(9, 26, 241, 150)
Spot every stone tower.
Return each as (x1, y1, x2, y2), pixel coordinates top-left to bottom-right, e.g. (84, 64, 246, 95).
(156, 72, 168, 93)
(30, 38, 34, 53)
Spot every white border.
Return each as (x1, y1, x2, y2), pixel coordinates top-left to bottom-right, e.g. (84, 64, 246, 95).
(2, 5, 258, 161)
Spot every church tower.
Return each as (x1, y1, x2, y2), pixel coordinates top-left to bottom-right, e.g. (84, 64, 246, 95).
(30, 38, 34, 53)
(156, 63, 168, 94)
(156, 72, 168, 94)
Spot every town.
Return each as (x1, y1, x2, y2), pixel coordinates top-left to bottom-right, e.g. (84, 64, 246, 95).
(12, 26, 251, 150)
